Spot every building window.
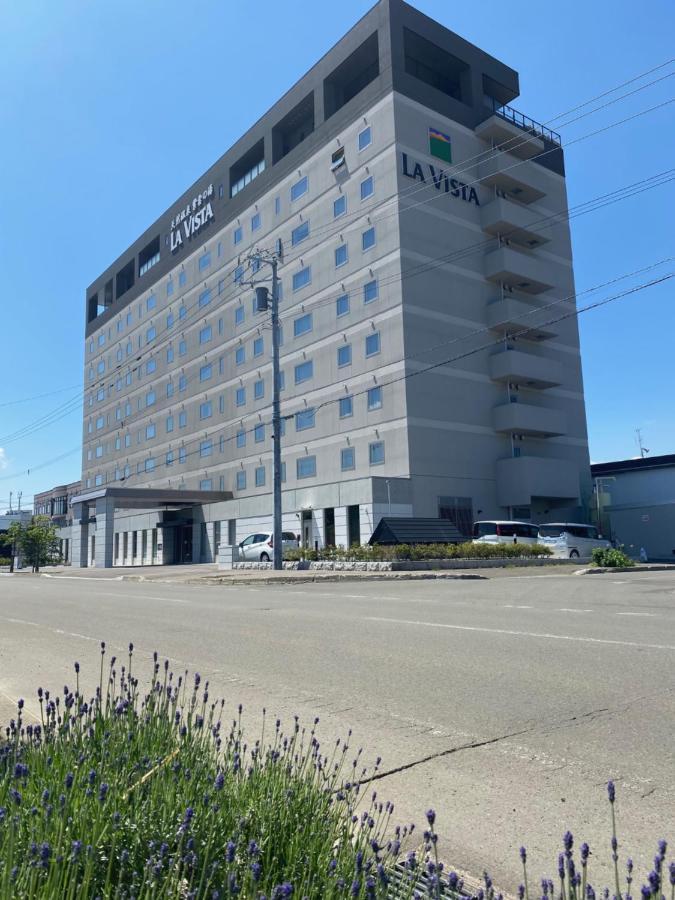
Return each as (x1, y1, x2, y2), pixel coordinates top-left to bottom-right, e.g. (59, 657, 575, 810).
(360, 176, 374, 200)
(200, 325, 212, 344)
(251, 212, 261, 231)
(179, 306, 187, 320)
(200, 479, 213, 491)
(166, 450, 174, 467)
(336, 293, 350, 317)
(254, 423, 265, 442)
(341, 447, 355, 470)
(291, 175, 308, 202)
(255, 466, 266, 487)
(217, 241, 223, 258)
(200, 363, 212, 382)
(364, 279, 378, 304)
(146, 390, 156, 406)
(179, 447, 187, 464)
(145, 458, 155, 472)
(335, 244, 348, 268)
(291, 221, 310, 248)
(292, 266, 311, 291)
(236, 470, 246, 491)
(254, 379, 264, 400)
(179, 375, 187, 392)
(293, 313, 312, 337)
(295, 407, 315, 431)
(199, 288, 211, 308)
(146, 423, 156, 439)
(146, 294, 157, 311)
(199, 401, 212, 420)
(178, 411, 187, 428)
(333, 194, 347, 218)
(179, 271, 186, 287)
(236, 346, 245, 365)
(167, 280, 174, 296)
(167, 346, 174, 364)
(367, 385, 382, 410)
(179, 339, 187, 356)
(253, 336, 264, 357)
(365, 332, 381, 357)
(358, 126, 372, 151)
(234, 226, 242, 245)
(294, 360, 313, 384)
(236, 387, 246, 407)
(337, 344, 352, 367)
(297, 455, 316, 479)
(146, 359, 156, 375)
(198, 251, 211, 271)
(339, 395, 353, 418)
(166, 415, 174, 433)
(235, 306, 244, 326)
(234, 265, 244, 284)
(362, 227, 376, 251)
(200, 439, 212, 458)
(369, 441, 385, 465)
(274, 196, 281, 215)
(167, 312, 174, 328)
(236, 429, 246, 448)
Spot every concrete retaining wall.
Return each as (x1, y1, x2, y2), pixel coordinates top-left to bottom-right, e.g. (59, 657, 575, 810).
(227, 557, 578, 571)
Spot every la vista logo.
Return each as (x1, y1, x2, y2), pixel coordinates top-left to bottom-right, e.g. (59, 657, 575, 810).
(401, 137, 480, 207)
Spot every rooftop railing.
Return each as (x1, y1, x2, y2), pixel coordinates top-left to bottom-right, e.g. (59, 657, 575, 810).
(487, 97, 562, 146)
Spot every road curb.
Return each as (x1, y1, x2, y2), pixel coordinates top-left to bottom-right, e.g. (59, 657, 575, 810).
(574, 564, 675, 575)
(134, 572, 489, 586)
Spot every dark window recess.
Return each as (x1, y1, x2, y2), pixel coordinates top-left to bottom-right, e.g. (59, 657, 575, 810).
(104, 279, 113, 307)
(438, 496, 473, 537)
(115, 259, 135, 300)
(138, 235, 160, 276)
(324, 32, 379, 120)
(230, 138, 265, 198)
(403, 28, 471, 104)
(272, 92, 315, 164)
(87, 292, 100, 322)
(482, 73, 515, 110)
(347, 505, 361, 547)
(331, 146, 346, 171)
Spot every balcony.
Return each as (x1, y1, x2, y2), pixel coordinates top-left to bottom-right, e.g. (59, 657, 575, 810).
(484, 246, 554, 294)
(486, 297, 557, 341)
(478, 155, 547, 205)
(489, 349, 562, 389)
(496, 456, 580, 508)
(481, 196, 549, 248)
(493, 402, 566, 437)
(475, 103, 560, 159)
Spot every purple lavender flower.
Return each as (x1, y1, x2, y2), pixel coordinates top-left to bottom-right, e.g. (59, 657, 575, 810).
(657, 840, 667, 858)
(520, 847, 527, 864)
(668, 862, 675, 887)
(426, 808, 436, 827)
(648, 870, 660, 893)
(518, 885, 525, 900)
(607, 781, 616, 803)
(65, 772, 74, 790)
(98, 783, 109, 803)
(226, 840, 236, 863)
(564, 831, 574, 854)
(350, 880, 360, 898)
(214, 772, 224, 791)
(581, 843, 590, 863)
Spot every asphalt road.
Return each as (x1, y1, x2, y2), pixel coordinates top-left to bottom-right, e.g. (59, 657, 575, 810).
(0, 570, 673, 892)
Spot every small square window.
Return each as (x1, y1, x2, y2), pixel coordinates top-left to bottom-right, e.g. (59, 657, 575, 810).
(292, 266, 311, 291)
(179, 271, 186, 287)
(200, 439, 213, 458)
(179, 447, 187, 464)
(166, 381, 174, 398)
(291, 175, 308, 202)
(341, 447, 355, 470)
(236, 470, 247, 490)
(253, 336, 264, 357)
(293, 313, 312, 337)
(360, 176, 374, 200)
(236, 429, 246, 448)
(296, 455, 316, 479)
(146, 294, 156, 311)
(146, 423, 156, 440)
(295, 408, 315, 431)
(369, 441, 385, 465)
(358, 126, 372, 151)
(339, 395, 353, 418)
(274, 196, 281, 215)
(337, 344, 352, 367)
(234, 226, 242, 245)
(200, 478, 213, 491)
(235, 306, 245, 326)
(199, 401, 212, 420)
(200, 363, 212, 382)
(178, 410, 187, 428)
(146, 358, 156, 374)
(362, 227, 376, 251)
(200, 325, 212, 344)
(254, 380, 264, 400)
(254, 423, 265, 444)
(365, 332, 381, 357)
(335, 244, 348, 268)
(198, 251, 211, 271)
(336, 293, 350, 317)
(179, 339, 187, 356)
(333, 195, 347, 218)
(294, 360, 313, 384)
(167, 280, 174, 296)
(251, 212, 261, 231)
(236, 387, 246, 407)
(166, 415, 174, 433)
(364, 279, 378, 304)
(199, 288, 211, 308)
(236, 346, 245, 365)
(291, 220, 309, 246)
(255, 465, 266, 487)
(367, 386, 382, 410)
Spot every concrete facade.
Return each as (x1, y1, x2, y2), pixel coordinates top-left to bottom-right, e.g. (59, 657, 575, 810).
(74, 0, 591, 566)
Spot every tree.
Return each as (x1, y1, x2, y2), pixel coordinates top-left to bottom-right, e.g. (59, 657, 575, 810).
(8, 516, 61, 573)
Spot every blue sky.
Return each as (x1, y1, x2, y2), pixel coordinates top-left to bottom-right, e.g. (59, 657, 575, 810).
(1, 0, 673, 509)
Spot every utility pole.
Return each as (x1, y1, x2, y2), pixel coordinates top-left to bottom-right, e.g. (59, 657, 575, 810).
(635, 428, 649, 458)
(247, 246, 283, 570)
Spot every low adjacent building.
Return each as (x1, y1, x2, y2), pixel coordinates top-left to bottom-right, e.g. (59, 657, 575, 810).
(591, 454, 675, 562)
(33, 480, 82, 564)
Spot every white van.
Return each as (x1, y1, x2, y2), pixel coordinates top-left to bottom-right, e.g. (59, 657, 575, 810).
(472, 521, 540, 546)
(537, 523, 610, 559)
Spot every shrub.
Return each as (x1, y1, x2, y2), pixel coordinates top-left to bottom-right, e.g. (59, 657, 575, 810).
(591, 547, 634, 567)
(0, 557, 11, 567)
(284, 542, 552, 562)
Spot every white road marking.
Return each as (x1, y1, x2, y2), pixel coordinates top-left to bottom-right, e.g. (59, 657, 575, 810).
(42, 574, 124, 582)
(503, 604, 534, 609)
(364, 616, 675, 651)
(616, 612, 656, 617)
(558, 608, 593, 613)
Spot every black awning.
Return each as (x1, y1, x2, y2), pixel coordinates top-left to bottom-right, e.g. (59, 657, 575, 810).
(368, 518, 464, 545)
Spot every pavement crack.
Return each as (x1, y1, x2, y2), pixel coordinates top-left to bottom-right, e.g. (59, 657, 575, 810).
(357, 726, 535, 785)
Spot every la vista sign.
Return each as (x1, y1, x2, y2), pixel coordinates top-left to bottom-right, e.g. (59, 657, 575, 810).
(401, 152, 480, 206)
(170, 184, 215, 252)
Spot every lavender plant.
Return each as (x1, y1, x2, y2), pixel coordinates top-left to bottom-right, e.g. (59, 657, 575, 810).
(0, 647, 671, 899)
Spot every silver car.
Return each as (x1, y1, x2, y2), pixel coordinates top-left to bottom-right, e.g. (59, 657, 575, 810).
(238, 531, 299, 562)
